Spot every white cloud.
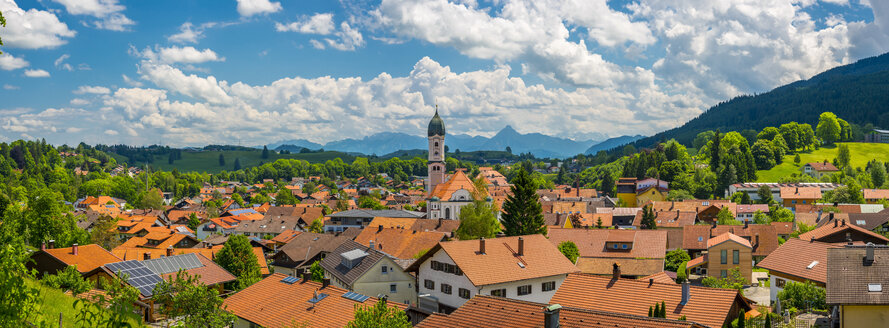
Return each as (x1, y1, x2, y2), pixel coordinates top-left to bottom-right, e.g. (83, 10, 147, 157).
(24, 69, 50, 77)
(0, 53, 29, 70)
(52, 0, 135, 31)
(0, 0, 76, 49)
(323, 22, 365, 51)
(70, 98, 90, 106)
(137, 62, 232, 104)
(3, 84, 20, 90)
(236, 0, 282, 17)
(122, 74, 144, 87)
(849, 0, 889, 59)
(275, 13, 335, 34)
(104, 129, 119, 135)
(169, 22, 202, 44)
(134, 46, 225, 64)
(74, 85, 111, 94)
(54, 54, 73, 71)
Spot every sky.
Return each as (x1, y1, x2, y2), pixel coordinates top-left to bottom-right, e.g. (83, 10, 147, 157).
(0, 0, 887, 147)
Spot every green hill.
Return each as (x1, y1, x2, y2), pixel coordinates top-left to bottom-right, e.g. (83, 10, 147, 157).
(632, 52, 889, 149)
(136, 150, 357, 173)
(756, 142, 889, 182)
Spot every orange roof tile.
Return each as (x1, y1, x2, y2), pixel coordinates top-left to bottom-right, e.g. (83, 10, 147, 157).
(755, 239, 834, 284)
(354, 227, 446, 259)
(797, 220, 889, 243)
(43, 244, 121, 274)
(222, 273, 407, 328)
(551, 273, 749, 328)
(111, 246, 269, 275)
(863, 189, 889, 200)
(429, 170, 478, 200)
(546, 228, 667, 259)
(640, 271, 677, 284)
(707, 233, 752, 248)
(779, 187, 822, 200)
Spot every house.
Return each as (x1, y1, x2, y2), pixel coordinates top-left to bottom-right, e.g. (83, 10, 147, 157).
(802, 161, 839, 178)
(353, 226, 447, 260)
(798, 219, 889, 244)
(864, 128, 889, 143)
(547, 228, 667, 278)
(415, 295, 707, 328)
(756, 239, 834, 302)
(118, 231, 200, 249)
(365, 217, 460, 235)
(196, 217, 239, 239)
(407, 235, 580, 314)
(269, 230, 301, 246)
(725, 182, 841, 202)
(223, 273, 409, 328)
(863, 189, 889, 204)
(427, 170, 483, 220)
(111, 246, 270, 275)
(684, 233, 753, 282)
(736, 204, 770, 222)
(233, 216, 303, 238)
(324, 209, 426, 233)
(140, 253, 235, 292)
(28, 243, 121, 281)
(270, 232, 350, 276)
(682, 223, 780, 261)
(550, 272, 752, 328)
(780, 187, 822, 208)
(595, 207, 642, 226)
(826, 244, 889, 328)
(321, 240, 417, 305)
(615, 178, 668, 207)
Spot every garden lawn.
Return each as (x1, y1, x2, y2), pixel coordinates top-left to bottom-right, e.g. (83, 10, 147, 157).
(25, 278, 145, 328)
(755, 143, 889, 182)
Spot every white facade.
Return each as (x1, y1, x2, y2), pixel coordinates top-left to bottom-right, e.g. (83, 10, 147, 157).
(417, 248, 568, 312)
(428, 188, 474, 220)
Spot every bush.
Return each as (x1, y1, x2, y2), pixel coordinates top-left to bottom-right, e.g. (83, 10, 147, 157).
(777, 281, 825, 311)
(558, 241, 579, 263)
(42, 265, 91, 295)
(676, 261, 688, 283)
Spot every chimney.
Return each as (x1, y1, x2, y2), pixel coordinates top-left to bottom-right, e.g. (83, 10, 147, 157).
(479, 238, 486, 254)
(680, 280, 690, 305)
(834, 219, 838, 228)
(543, 304, 562, 328)
(302, 272, 311, 283)
(72, 244, 79, 255)
(795, 187, 799, 194)
(437, 217, 443, 229)
(518, 237, 524, 256)
(322, 278, 330, 289)
(143, 252, 151, 261)
(166, 246, 174, 257)
(49, 240, 55, 249)
(711, 221, 717, 229)
(378, 225, 384, 233)
(744, 220, 749, 229)
(369, 240, 375, 250)
(612, 263, 621, 280)
(846, 232, 852, 244)
(41, 242, 46, 251)
(830, 212, 835, 221)
(649, 278, 654, 286)
(842, 219, 846, 227)
(755, 235, 760, 247)
(865, 243, 875, 266)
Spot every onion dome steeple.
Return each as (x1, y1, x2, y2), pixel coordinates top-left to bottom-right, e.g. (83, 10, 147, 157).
(427, 105, 446, 137)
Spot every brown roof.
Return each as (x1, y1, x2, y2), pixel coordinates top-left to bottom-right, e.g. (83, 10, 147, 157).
(353, 227, 446, 259)
(223, 273, 407, 328)
(794, 212, 820, 226)
(575, 257, 664, 277)
(320, 240, 385, 286)
(276, 233, 350, 268)
(366, 217, 460, 233)
(798, 220, 889, 243)
(111, 246, 270, 275)
(42, 244, 121, 274)
(682, 224, 779, 257)
(771, 222, 793, 235)
(429, 170, 478, 200)
(863, 189, 889, 200)
(160, 254, 236, 287)
(755, 239, 835, 284)
(640, 271, 677, 284)
(636, 210, 696, 228)
(707, 233, 752, 248)
(780, 187, 822, 200)
(805, 162, 839, 172)
(409, 234, 580, 286)
(415, 295, 705, 328)
(546, 228, 667, 259)
(736, 204, 770, 213)
(826, 246, 889, 305)
(551, 273, 750, 328)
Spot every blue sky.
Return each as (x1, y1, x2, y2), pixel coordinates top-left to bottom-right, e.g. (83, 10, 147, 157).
(1, 0, 887, 147)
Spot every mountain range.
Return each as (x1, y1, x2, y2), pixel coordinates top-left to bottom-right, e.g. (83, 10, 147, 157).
(268, 126, 639, 158)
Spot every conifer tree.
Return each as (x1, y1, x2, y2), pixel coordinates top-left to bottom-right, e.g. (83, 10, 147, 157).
(501, 167, 546, 236)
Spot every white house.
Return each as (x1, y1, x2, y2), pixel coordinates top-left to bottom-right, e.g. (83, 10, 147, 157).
(407, 234, 580, 314)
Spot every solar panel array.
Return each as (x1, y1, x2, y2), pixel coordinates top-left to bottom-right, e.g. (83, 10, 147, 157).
(281, 276, 299, 284)
(141, 253, 203, 275)
(105, 260, 164, 296)
(342, 291, 370, 302)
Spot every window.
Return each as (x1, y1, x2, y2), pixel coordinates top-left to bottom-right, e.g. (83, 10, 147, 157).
(720, 270, 727, 278)
(517, 285, 532, 296)
(792, 200, 797, 204)
(542, 281, 556, 292)
(491, 289, 506, 297)
(733, 250, 740, 265)
(445, 208, 451, 220)
(424, 279, 435, 290)
(390, 284, 397, 293)
(721, 249, 727, 264)
(458, 288, 470, 299)
(612, 243, 618, 249)
(621, 244, 628, 249)
(775, 278, 786, 288)
(441, 284, 452, 294)
(697, 236, 703, 242)
(382, 265, 388, 274)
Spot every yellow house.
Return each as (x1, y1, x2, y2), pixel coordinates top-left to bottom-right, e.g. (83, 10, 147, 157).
(616, 178, 669, 207)
(827, 245, 889, 328)
(780, 187, 821, 209)
(321, 240, 418, 306)
(686, 232, 753, 283)
(616, 178, 638, 207)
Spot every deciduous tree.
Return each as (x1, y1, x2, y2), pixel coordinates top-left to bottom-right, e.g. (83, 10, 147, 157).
(215, 235, 261, 290)
(558, 241, 579, 263)
(346, 299, 411, 328)
(456, 200, 500, 240)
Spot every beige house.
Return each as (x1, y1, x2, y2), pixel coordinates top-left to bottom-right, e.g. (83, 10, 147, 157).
(686, 232, 753, 283)
(320, 240, 417, 306)
(827, 245, 889, 328)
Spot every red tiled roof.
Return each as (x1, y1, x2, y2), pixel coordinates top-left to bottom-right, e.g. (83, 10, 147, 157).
(429, 170, 478, 200)
(551, 273, 749, 328)
(707, 233, 752, 248)
(863, 189, 889, 200)
(222, 273, 407, 328)
(805, 162, 838, 172)
(547, 229, 666, 259)
(798, 220, 889, 243)
(416, 295, 704, 328)
(353, 227, 446, 260)
(780, 187, 822, 200)
(755, 239, 834, 284)
(640, 271, 677, 284)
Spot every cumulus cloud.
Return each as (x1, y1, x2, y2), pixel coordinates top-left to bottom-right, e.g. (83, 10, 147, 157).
(133, 45, 225, 64)
(236, 0, 282, 17)
(275, 13, 335, 34)
(55, 54, 73, 71)
(0, 53, 29, 70)
(70, 98, 90, 106)
(0, 0, 76, 49)
(74, 85, 111, 94)
(168, 22, 221, 44)
(24, 69, 50, 77)
(52, 0, 135, 31)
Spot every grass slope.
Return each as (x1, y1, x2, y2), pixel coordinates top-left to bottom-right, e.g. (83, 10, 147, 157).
(755, 143, 889, 182)
(26, 279, 145, 328)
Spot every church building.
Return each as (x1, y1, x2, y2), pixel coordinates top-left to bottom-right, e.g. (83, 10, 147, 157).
(425, 107, 485, 220)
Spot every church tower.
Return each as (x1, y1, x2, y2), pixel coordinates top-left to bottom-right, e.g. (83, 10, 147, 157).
(427, 106, 446, 193)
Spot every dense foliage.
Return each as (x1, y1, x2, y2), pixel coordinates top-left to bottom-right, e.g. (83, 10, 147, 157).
(558, 241, 579, 263)
(501, 168, 546, 236)
(214, 235, 261, 290)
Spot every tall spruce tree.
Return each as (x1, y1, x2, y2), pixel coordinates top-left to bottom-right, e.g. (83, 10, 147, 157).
(501, 167, 546, 236)
(262, 145, 270, 159)
(709, 129, 721, 172)
(640, 204, 657, 229)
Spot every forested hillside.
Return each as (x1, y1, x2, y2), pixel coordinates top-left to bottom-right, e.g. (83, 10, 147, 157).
(632, 52, 889, 148)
